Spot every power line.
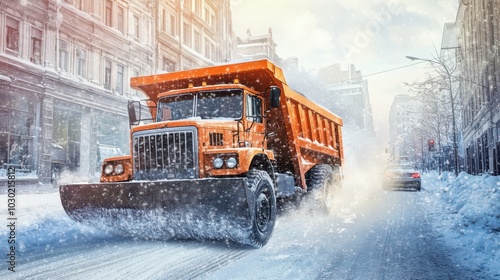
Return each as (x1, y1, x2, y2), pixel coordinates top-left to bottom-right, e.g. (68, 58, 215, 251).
(363, 61, 426, 78)
(324, 61, 426, 85)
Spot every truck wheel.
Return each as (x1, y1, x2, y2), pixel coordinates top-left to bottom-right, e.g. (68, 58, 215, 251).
(244, 170, 277, 248)
(306, 164, 341, 213)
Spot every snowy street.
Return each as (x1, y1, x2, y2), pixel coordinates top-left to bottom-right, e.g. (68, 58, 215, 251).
(3, 1, 500, 279)
(1, 170, 497, 279)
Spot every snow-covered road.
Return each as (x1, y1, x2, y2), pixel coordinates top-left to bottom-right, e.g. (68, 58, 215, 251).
(2, 170, 497, 279)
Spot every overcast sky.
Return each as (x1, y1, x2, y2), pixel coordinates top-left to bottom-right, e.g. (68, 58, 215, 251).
(231, 0, 459, 145)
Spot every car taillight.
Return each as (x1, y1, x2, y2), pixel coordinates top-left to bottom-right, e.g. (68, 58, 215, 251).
(411, 172, 420, 178)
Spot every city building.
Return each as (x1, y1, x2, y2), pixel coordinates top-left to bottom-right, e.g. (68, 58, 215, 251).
(234, 29, 303, 72)
(0, 0, 234, 190)
(455, 0, 500, 175)
(317, 63, 374, 133)
(156, 0, 234, 71)
(388, 94, 424, 165)
(235, 28, 280, 64)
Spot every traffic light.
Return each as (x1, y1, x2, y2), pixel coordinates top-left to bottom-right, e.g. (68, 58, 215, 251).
(428, 139, 436, 151)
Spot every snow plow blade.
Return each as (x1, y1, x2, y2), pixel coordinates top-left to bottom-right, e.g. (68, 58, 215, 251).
(59, 178, 257, 246)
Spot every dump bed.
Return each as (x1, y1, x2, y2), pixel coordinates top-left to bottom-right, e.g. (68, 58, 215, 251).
(268, 83, 343, 189)
(130, 59, 343, 189)
(130, 59, 287, 103)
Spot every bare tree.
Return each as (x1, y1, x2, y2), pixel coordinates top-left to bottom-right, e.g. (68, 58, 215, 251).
(404, 57, 462, 172)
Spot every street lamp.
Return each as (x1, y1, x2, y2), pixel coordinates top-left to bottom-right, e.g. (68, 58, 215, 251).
(406, 55, 459, 176)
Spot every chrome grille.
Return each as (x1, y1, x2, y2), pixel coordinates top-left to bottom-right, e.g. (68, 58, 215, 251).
(132, 127, 198, 180)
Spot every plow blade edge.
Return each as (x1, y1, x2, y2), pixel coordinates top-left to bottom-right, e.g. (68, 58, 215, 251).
(59, 178, 257, 245)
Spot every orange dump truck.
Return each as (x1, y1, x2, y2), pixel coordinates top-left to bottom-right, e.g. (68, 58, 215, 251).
(59, 59, 344, 247)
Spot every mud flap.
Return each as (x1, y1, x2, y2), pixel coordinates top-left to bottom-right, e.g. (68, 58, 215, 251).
(59, 178, 256, 244)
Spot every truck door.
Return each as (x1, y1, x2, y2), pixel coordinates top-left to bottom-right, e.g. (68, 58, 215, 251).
(245, 94, 265, 147)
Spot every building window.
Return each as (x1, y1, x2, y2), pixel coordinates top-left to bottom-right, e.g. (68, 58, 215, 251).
(97, 114, 128, 169)
(104, 59, 111, 90)
(204, 7, 215, 28)
(133, 15, 140, 40)
(205, 38, 211, 59)
(6, 17, 20, 53)
(53, 109, 81, 171)
(211, 13, 215, 29)
(170, 14, 176, 36)
(105, 0, 112, 27)
(117, 6, 124, 33)
(204, 8, 209, 24)
(116, 64, 124, 94)
(161, 9, 166, 32)
(76, 48, 86, 78)
(204, 39, 215, 60)
(211, 42, 216, 60)
(67, 0, 79, 9)
(194, 30, 201, 53)
(68, 0, 83, 10)
(195, 0, 201, 15)
(59, 41, 69, 72)
(146, 17, 152, 45)
(184, 0, 191, 10)
(30, 28, 42, 65)
(183, 22, 191, 47)
(0, 94, 35, 173)
(162, 57, 175, 72)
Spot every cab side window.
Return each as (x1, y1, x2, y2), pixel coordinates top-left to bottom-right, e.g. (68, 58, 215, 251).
(246, 95, 263, 123)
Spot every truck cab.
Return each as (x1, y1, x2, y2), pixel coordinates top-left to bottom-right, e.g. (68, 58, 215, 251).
(122, 83, 279, 183)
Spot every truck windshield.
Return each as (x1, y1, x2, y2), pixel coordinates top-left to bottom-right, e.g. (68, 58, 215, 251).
(158, 89, 242, 121)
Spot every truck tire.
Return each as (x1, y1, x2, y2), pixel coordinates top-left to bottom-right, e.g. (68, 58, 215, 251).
(306, 164, 341, 213)
(244, 170, 277, 248)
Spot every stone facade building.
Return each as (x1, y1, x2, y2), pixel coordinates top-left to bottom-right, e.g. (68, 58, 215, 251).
(156, 0, 234, 71)
(0, 0, 234, 190)
(455, 0, 500, 175)
(235, 28, 280, 64)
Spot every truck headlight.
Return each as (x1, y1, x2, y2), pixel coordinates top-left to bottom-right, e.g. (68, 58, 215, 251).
(213, 157, 224, 169)
(226, 157, 237, 168)
(104, 164, 114, 175)
(114, 163, 124, 175)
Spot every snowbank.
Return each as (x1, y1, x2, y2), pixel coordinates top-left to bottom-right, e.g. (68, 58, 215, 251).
(424, 171, 500, 277)
(0, 193, 113, 255)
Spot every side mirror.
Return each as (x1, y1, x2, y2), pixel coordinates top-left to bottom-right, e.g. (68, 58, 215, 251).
(128, 101, 140, 126)
(269, 86, 281, 108)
